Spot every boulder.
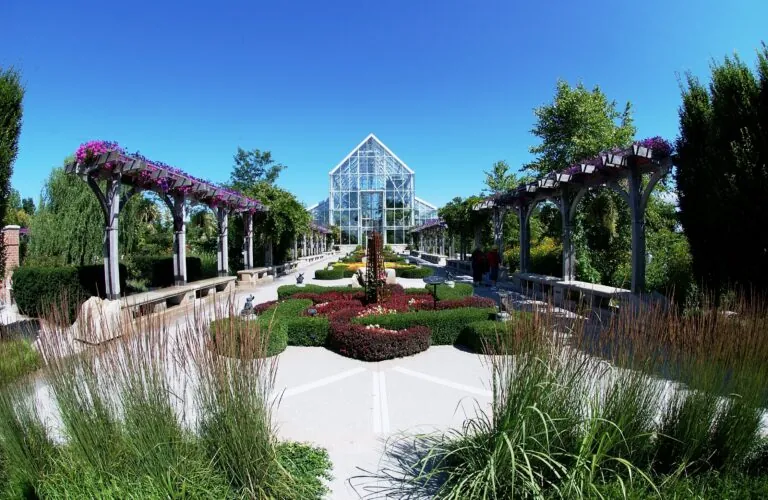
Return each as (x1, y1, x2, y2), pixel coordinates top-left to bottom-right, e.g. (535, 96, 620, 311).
(71, 297, 128, 345)
(385, 268, 397, 285)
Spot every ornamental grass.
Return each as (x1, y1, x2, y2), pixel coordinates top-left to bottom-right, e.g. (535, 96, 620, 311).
(0, 298, 331, 499)
(356, 294, 768, 498)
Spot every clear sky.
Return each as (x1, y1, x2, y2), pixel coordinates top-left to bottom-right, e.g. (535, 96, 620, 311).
(2, 0, 767, 208)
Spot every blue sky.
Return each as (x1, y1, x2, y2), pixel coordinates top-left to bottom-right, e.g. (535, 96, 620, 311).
(3, 0, 767, 208)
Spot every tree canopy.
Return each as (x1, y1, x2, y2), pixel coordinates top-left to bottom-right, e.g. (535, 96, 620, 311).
(0, 67, 24, 275)
(227, 147, 309, 264)
(676, 45, 768, 293)
(528, 80, 635, 175)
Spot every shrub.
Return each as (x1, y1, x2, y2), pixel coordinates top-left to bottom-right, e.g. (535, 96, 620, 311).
(328, 322, 431, 361)
(76, 263, 128, 298)
(310, 299, 364, 316)
(530, 237, 562, 277)
(12, 266, 86, 320)
(283, 317, 330, 346)
(291, 291, 365, 304)
(275, 442, 333, 499)
(260, 299, 314, 320)
(150, 256, 203, 287)
(277, 285, 355, 300)
(209, 317, 288, 358)
(355, 307, 495, 345)
(432, 296, 496, 311)
(413, 282, 473, 301)
(0, 340, 40, 386)
(395, 266, 434, 278)
(314, 268, 344, 280)
(459, 315, 535, 354)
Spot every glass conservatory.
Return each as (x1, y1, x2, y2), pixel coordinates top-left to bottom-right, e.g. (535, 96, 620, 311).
(310, 134, 437, 246)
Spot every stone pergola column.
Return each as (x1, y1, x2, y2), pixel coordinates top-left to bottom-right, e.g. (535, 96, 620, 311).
(165, 193, 187, 286)
(439, 229, 445, 256)
(264, 236, 273, 267)
(625, 160, 670, 293)
(292, 237, 298, 261)
(302, 234, 307, 257)
(243, 212, 254, 270)
(84, 173, 128, 300)
(518, 203, 531, 273)
(216, 206, 229, 277)
(492, 207, 505, 266)
(558, 187, 586, 281)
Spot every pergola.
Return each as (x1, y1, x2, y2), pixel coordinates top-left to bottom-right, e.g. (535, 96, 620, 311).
(474, 139, 673, 293)
(66, 142, 267, 300)
(294, 222, 332, 260)
(410, 218, 448, 256)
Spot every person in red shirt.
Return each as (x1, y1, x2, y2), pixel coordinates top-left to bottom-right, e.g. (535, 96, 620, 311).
(486, 247, 500, 286)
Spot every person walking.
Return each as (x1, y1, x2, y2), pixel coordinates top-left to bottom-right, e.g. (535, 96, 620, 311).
(471, 247, 486, 287)
(487, 246, 500, 288)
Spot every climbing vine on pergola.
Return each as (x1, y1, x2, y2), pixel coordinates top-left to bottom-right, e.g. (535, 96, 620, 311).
(66, 141, 268, 299)
(475, 137, 674, 293)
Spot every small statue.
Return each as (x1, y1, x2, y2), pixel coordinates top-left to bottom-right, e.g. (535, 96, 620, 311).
(240, 295, 256, 317)
(296, 273, 305, 285)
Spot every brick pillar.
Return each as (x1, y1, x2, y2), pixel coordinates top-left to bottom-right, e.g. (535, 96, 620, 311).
(2, 225, 20, 304)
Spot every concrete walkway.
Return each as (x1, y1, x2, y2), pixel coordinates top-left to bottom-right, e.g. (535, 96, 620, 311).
(231, 257, 495, 498)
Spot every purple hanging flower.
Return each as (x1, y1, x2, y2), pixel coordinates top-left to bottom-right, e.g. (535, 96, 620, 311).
(75, 140, 124, 165)
(638, 136, 673, 157)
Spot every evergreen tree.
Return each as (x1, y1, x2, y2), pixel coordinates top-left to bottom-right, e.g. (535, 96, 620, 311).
(676, 45, 768, 293)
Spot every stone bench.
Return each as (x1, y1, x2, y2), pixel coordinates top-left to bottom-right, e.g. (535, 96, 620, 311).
(121, 276, 236, 317)
(270, 261, 299, 277)
(446, 259, 472, 274)
(420, 253, 446, 265)
(237, 267, 272, 284)
(512, 273, 630, 310)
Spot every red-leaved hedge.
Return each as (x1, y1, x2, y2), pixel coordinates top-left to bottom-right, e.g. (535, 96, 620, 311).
(307, 299, 364, 316)
(328, 322, 431, 361)
(292, 291, 365, 304)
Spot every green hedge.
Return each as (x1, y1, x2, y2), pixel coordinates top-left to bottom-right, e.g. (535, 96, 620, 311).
(404, 283, 473, 300)
(260, 299, 313, 319)
(209, 317, 287, 357)
(283, 317, 330, 346)
(77, 264, 128, 298)
(127, 255, 204, 287)
(314, 268, 344, 280)
(355, 307, 495, 345)
(395, 266, 434, 278)
(461, 316, 536, 354)
(151, 256, 203, 287)
(14, 264, 134, 321)
(257, 299, 330, 346)
(277, 285, 355, 300)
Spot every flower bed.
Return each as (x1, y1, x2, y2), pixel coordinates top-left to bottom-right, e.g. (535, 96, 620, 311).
(266, 284, 497, 358)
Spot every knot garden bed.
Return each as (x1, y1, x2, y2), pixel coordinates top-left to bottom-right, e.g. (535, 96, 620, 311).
(213, 283, 528, 361)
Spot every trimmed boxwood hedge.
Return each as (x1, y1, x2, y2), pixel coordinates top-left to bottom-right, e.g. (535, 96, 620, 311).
(259, 299, 314, 319)
(284, 317, 330, 346)
(150, 256, 203, 287)
(314, 268, 344, 280)
(461, 315, 536, 354)
(395, 266, 434, 278)
(256, 299, 330, 346)
(13, 264, 128, 321)
(209, 317, 288, 357)
(355, 307, 495, 345)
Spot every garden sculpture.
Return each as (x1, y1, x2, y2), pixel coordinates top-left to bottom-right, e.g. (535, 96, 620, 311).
(240, 295, 256, 317)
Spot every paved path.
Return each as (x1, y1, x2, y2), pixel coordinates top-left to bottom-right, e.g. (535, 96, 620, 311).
(229, 256, 495, 498)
